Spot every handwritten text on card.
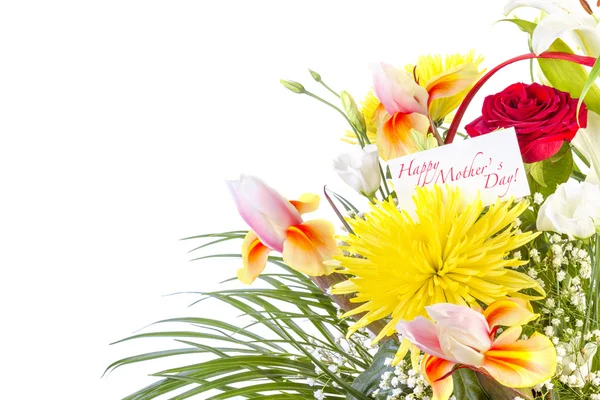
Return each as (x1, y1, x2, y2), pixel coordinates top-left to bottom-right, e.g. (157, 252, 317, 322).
(388, 128, 530, 210)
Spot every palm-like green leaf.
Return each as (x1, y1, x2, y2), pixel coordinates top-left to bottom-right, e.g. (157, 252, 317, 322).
(108, 232, 376, 399)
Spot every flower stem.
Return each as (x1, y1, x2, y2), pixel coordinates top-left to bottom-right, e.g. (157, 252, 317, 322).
(304, 91, 366, 147)
(444, 51, 597, 144)
(319, 81, 340, 98)
(311, 274, 388, 339)
(428, 114, 444, 146)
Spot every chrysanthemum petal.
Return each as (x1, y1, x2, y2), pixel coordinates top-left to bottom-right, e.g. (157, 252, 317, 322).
(238, 230, 271, 284)
(334, 185, 541, 344)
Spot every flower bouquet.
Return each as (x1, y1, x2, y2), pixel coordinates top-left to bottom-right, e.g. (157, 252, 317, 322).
(109, 1, 600, 399)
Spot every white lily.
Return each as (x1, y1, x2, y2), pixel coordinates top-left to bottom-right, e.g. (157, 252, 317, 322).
(573, 110, 600, 184)
(504, 0, 600, 56)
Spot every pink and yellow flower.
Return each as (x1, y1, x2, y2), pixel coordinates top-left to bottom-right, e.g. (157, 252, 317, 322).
(227, 175, 338, 284)
(397, 299, 556, 400)
(369, 52, 484, 161)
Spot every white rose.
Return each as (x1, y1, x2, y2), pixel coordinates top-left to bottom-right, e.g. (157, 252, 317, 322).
(536, 180, 600, 239)
(333, 144, 381, 198)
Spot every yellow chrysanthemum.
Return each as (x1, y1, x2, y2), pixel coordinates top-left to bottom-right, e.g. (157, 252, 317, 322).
(405, 50, 485, 123)
(342, 90, 379, 145)
(332, 186, 544, 354)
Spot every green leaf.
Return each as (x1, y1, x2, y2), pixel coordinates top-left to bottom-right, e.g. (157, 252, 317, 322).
(347, 340, 398, 400)
(476, 372, 533, 400)
(452, 369, 491, 400)
(526, 142, 573, 197)
(539, 39, 600, 115)
(578, 54, 600, 117)
(502, 18, 600, 114)
(498, 18, 536, 35)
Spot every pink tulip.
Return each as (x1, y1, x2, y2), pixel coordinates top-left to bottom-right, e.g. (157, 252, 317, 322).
(372, 63, 429, 116)
(227, 175, 337, 284)
(370, 63, 430, 161)
(397, 299, 556, 400)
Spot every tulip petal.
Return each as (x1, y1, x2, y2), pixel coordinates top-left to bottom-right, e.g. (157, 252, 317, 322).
(375, 105, 430, 161)
(491, 325, 523, 347)
(396, 316, 448, 360)
(372, 63, 429, 115)
(290, 193, 320, 215)
(422, 354, 456, 400)
(238, 230, 271, 284)
(426, 63, 481, 106)
(483, 298, 538, 329)
(426, 304, 491, 346)
(483, 332, 557, 388)
(282, 219, 338, 276)
(227, 175, 302, 252)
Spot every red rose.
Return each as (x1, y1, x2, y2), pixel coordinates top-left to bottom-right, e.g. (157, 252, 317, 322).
(465, 82, 587, 163)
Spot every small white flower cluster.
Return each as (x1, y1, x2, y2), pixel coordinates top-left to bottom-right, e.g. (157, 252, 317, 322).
(531, 379, 554, 393)
(307, 334, 357, 399)
(525, 233, 600, 396)
(370, 358, 432, 400)
(536, 237, 591, 318)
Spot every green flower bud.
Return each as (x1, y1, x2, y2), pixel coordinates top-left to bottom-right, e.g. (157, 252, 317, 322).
(309, 69, 322, 82)
(340, 90, 366, 135)
(411, 130, 439, 151)
(280, 79, 305, 94)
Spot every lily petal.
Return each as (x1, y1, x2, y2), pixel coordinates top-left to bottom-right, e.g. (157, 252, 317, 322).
(282, 219, 338, 276)
(422, 355, 456, 400)
(375, 104, 430, 161)
(238, 230, 271, 284)
(504, 0, 582, 16)
(504, 0, 598, 54)
(483, 332, 557, 388)
(483, 298, 538, 329)
(372, 63, 429, 115)
(573, 111, 600, 184)
(531, 12, 598, 55)
(290, 193, 320, 215)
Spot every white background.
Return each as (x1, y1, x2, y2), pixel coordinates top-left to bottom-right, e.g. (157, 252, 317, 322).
(0, 1, 532, 399)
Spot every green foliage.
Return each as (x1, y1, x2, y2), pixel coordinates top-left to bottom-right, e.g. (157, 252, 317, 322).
(526, 142, 574, 197)
(107, 233, 374, 400)
(347, 340, 398, 400)
(475, 371, 533, 400)
(452, 369, 491, 400)
(501, 18, 600, 114)
(451, 369, 534, 400)
(539, 39, 600, 115)
(577, 55, 600, 117)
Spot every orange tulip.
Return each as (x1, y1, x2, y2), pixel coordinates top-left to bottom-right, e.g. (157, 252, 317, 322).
(227, 175, 337, 283)
(397, 299, 556, 400)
